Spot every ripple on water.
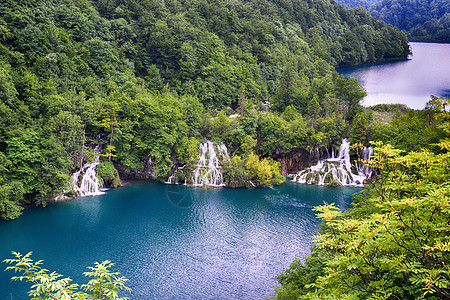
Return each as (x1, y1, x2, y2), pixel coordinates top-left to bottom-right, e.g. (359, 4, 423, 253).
(0, 181, 357, 300)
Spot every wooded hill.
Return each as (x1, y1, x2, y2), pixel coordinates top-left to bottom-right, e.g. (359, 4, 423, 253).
(0, 0, 410, 219)
(369, 0, 450, 42)
(336, 0, 450, 42)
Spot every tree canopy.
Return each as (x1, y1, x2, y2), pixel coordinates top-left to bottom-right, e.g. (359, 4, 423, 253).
(0, 0, 411, 220)
(337, 0, 450, 42)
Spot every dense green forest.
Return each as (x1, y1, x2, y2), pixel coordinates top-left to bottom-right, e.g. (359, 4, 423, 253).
(369, 0, 450, 43)
(369, 0, 450, 42)
(1, 0, 449, 298)
(270, 96, 450, 299)
(337, 0, 450, 42)
(0, 0, 411, 220)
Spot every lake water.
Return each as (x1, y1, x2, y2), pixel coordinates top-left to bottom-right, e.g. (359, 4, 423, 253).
(338, 42, 450, 110)
(0, 181, 359, 299)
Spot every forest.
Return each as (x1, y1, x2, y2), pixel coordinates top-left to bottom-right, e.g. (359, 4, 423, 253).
(1, 0, 449, 298)
(369, 0, 450, 42)
(337, 0, 450, 42)
(0, 0, 411, 220)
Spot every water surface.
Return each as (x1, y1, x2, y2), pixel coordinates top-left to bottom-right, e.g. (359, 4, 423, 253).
(0, 181, 359, 299)
(339, 42, 450, 109)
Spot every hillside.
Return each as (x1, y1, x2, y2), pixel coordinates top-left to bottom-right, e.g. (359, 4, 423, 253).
(0, 0, 410, 219)
(369, 0, 450, 42)
(337, 0, 450, 42)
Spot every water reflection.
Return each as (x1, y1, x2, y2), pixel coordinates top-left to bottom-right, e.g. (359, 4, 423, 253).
(0, 181, 358, 300)
(339, 42, 450, 109)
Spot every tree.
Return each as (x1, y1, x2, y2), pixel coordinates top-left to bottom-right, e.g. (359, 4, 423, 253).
(211, 110, 231, 141)
(335, 76, 366, 122)
(311, 142, 450, 299)
(4, 251, 132, 300)
(272, 97, 450, 299)
(223, 155, 250, 188)
(351, 112, 368, 144)
(241, 135, 257, 156)
(272, 141, 450, 299)
(0, 182, 24, 220)
(307, 96, 321, 128)
(99, 94, 126, 162)
(271, 61, 310, 113)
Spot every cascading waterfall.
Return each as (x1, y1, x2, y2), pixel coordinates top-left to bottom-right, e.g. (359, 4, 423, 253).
(191, 141, 230, 187)
(71, 162, 103, 196)
(165, 141, 230, 187)
(165, 165, 187, 185)
(356, 145, 373, 179)
(292, 139, 372, 187)
(71, 146, 104, 196)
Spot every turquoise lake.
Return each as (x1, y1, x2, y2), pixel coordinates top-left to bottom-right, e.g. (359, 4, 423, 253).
(0, 181, 360, 299)
(339, 42, 450, 109)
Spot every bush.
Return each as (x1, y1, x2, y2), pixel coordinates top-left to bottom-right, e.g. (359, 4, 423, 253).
(96, 161, 121, 188)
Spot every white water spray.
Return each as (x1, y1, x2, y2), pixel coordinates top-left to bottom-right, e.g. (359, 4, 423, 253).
(356, 145, 373, 179)
(71, 162, 104, 196)
(292, 139, 372, 187)
(165, 165, 187, 185)
(71, 146, 104, 196)
(191, 141, 230, 187)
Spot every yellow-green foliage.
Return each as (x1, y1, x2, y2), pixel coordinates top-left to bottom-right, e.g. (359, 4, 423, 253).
(224, 152, 285, 188)
(308, 143, 450, 299)
(271, 97, 450, 299)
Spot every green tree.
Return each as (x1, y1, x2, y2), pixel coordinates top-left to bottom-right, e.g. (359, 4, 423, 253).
(312, 142, 450, 299)
(211, 110, 232, 141)
(281, 105, 299, 122)
(307, 96, 321, 128)
(241, 135, 257, 156)
(223, 155, 251, 188)
(351, 112, 368, 144)
(272, 140, 450, 299)
(0, 181, 24, 220)
(271, 61, 310, 113)
(335, 76, 366, 122)
(4, 251, 132, 299)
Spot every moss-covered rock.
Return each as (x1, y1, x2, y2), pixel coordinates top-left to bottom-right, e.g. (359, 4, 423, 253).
(327, 180, 340, 187)
(96, 161, 121, 188)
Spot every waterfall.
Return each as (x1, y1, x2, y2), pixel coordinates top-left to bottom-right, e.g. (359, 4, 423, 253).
(71, 146, 104, 196)
(292, 139, 372, 187)
(191, 141, 230, 187)
(164, 141, 230, 187)
(72, 161, 104, 196)
(356, 146, 373, 179)
(165, 165, 187, 185)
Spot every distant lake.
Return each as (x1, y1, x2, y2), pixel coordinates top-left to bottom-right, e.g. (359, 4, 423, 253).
(0, 182, 359, 300)
(338, 42, 450, 110)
